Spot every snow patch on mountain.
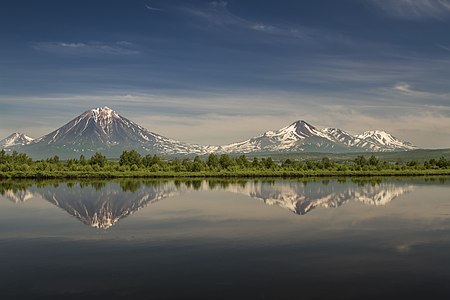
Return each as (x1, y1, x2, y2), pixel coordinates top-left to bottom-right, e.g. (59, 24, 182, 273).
(219, 120, 329, 153)
(220, 120, 417, 153)
(353, 130, 416, 151)
(0, 133, 34, 148)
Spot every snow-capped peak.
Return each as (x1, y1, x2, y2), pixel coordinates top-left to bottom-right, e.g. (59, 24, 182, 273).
(357, 130, 391, 140)
(266, 120, 324, 140)
(220, 120, 417, 153)
(282, 120, 319, 138)
(23, 106, 216, 157)
(85, 106, 119, 130)
(354, 130, 416, 151)
(90, 106, 114, 115)
(0, 132, 34, 148)
(320, 127, 355, 145)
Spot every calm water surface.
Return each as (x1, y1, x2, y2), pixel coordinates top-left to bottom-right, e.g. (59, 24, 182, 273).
(1, 177, 450, 299)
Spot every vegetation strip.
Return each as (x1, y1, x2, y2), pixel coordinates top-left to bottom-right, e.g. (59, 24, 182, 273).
(1, 149, 450, 179)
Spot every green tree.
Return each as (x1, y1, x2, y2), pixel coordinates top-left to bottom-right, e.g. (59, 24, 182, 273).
(354, 155, 368, 167)
(119, 150, 142, 166)
(305, 160, 316, 170)
(170, 158, 182, 172)
(89, 152, 107, 167)
(207, 154, 220, 169)
(321, 157, 333, 169)
(0, 149, 6, 164)
(219, 154, 234, 169)
(282, 159, 293, 168)
(437, 157, 449, 168)
(407, 160, 419, 167)
(79, 154, 87, 165)
(142, 154, 161, 168)
(368, 155, 379, 166)
(263, 157, 276, 169)
(251, 157, 259, 168)
(47, 155, 60, 164)
(236, 155, 250, 168)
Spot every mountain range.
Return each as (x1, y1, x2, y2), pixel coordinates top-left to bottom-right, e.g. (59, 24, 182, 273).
(219, 120, 415, 153)
(0, 106, 416, 158)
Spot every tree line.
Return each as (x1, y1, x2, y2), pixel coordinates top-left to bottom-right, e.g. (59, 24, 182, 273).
(1, 149, 450, 176)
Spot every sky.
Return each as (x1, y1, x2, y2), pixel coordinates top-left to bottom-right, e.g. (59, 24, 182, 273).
(1, 0, 450, 148)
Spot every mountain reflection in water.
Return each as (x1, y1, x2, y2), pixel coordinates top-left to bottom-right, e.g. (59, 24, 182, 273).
(0, 178, 418, 229)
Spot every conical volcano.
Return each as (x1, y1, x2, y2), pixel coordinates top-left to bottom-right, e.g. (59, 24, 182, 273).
(22, 106, 214, 158)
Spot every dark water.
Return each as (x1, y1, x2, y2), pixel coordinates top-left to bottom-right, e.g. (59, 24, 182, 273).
(1, 177, 450, 299)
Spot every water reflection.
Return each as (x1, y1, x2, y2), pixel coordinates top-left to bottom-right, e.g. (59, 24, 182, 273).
(1, 178, 450, 299)
(227, 180, 412, 214)
(0, 178, 429, 229)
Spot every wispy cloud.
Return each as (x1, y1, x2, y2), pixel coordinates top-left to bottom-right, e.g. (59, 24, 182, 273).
(393, 82, 415, 93)
(437, 44, 450, 52)
(393, 81, 450, 100)
(177, 1, 322, 41)
(368, 0, 450, 20)
(32, 41, 140, 56)
(145, 4, 164, 12)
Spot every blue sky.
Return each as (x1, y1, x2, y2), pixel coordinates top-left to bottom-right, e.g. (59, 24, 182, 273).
(1, 0, 450, 147)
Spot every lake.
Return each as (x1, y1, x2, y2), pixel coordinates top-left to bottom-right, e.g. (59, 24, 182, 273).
(1, 177, 450, 299)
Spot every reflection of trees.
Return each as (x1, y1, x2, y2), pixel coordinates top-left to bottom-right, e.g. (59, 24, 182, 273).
(424, 177, 449, 184)
(2, 176, 449, 197)
(0, 180, 33, 195)
(191, 180, 202, 190)
(207, 180, 217, 190)
(119, 180, 141, 192)
(79, 181, 106, 191)
(351, 178, 383, 186)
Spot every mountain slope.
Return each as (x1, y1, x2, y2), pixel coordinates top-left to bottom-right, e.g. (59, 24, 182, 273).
(0, 133, 34, 148)
(219, 121, 351, 153)
(22, 106, 214, 158)
(353, 130, 416, 151)
(220, 120, 416, 153)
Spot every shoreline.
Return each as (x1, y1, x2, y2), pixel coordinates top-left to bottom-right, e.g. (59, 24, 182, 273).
(2, 169, 450, 179)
